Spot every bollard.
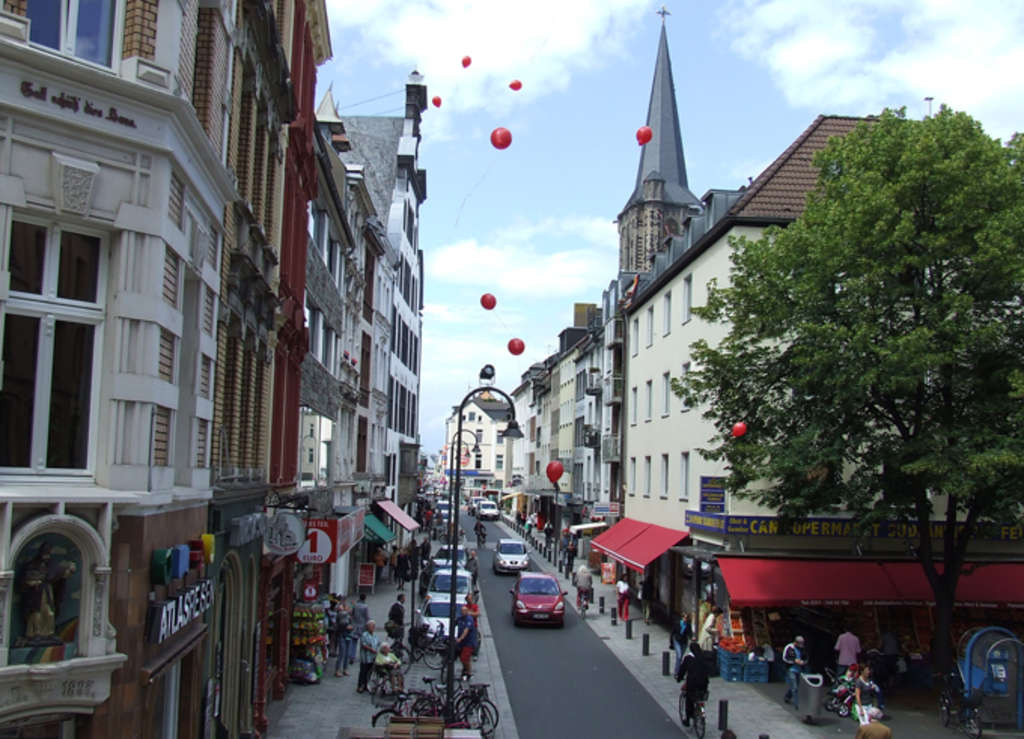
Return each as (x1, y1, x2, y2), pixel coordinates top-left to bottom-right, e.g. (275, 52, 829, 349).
(718, 700, 728, 730)
(662, 651, 671, 676)
(599, 596, 605, 614)
(626, 619, 633, 639)
(611, 609, 617, 626)
(758, 735, 769, 739)
(642, 633, 650, 656)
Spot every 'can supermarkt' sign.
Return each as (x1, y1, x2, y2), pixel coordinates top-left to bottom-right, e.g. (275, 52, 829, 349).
(684, 511, 1024, 541)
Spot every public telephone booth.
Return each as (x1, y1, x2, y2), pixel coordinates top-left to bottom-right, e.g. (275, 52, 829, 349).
(960, 626, 1024, 730)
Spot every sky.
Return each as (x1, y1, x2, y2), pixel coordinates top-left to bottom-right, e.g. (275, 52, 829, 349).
(317, 0, 1024, 458)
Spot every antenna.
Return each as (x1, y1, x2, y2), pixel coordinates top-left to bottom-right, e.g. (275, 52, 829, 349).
(924, 96, 934, 117)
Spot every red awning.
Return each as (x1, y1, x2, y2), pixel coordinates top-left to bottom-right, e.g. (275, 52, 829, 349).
(375, 500, 420, 532)
(717, 557, 1024, 608)
(591, 517, 689, 573)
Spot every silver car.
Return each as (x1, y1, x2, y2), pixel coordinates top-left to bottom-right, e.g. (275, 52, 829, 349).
(493, 538, 529, 574)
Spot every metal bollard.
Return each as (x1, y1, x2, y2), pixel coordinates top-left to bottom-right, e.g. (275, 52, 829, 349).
(642, 633, 650, 655)
(662, 651, 671, 676)
(611, 609, 617, 626)
(626, 619, 633, 639)
(599, 595, 605, 614)
(718, 700, 728, 730)
(758, 735, 769, 739)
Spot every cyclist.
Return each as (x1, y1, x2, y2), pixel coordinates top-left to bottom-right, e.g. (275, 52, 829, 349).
(474, 519, 486, 548)
(675, 641, 709, 728)
(574, 564, 593, 610)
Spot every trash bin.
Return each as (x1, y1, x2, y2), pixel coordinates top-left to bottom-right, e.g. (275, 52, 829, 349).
(797, 673, 825, 723)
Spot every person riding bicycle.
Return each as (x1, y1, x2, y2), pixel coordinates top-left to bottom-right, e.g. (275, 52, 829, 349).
(675, 641, 710, 728)
(574, 564, 593, 609)
(474, 519, 486, 546)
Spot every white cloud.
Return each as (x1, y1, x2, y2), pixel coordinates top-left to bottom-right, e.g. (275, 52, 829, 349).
(720, 0, 1024, 140)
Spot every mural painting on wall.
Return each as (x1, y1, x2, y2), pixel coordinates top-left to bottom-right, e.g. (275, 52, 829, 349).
(11, 533, 82, 664)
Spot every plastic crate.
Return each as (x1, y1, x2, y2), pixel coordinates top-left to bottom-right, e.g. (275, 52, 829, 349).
(720, 664, 744, 682)
(743, 662, 770, 682)
(718, 650, 747, 668)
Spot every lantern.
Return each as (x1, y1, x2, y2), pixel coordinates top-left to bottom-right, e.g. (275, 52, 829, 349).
(480, 293, 497, 310)
(731, 421, 747, 438)
(509, 80, 522, 91)
(490, 127, 512, 150)
(461, 55, 472, 68)
(432, 96, 442, 108)
(507, 338, 525, 355)
(546, 460, 564, 484)
(636, 125, 653, 145)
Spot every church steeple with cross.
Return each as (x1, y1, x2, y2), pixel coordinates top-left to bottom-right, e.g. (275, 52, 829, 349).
(617, 9, 700, 273)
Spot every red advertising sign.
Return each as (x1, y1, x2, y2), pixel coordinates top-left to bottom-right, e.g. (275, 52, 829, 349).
(302, 582, 318, 601)
(358, 562, 376, 588)
(296, 518, 338, 564)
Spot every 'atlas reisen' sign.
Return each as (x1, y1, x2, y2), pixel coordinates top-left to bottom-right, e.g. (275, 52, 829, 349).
(145, 579, 214, 644)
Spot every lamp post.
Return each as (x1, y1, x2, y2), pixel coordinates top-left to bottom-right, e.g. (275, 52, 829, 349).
(445, 428, 480, 551)
(445, 366, 524, 721)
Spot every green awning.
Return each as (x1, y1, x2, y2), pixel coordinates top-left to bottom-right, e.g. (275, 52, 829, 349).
(364, 514, 395, 544)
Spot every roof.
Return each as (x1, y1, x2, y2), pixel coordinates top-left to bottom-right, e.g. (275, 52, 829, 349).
(338, 115, 404, 216)
(729, 115, 865, 219)
(622, 24, 700, 214)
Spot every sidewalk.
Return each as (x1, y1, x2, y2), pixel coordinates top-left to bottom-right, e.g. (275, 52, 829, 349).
(265, 562, 520, 739)
(498, 513, 820, 739)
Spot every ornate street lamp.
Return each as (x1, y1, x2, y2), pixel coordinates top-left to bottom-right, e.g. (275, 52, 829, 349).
(445, 366, 523, 720)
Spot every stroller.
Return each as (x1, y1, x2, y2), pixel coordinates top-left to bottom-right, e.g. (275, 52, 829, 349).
(824, 665, 858, 717)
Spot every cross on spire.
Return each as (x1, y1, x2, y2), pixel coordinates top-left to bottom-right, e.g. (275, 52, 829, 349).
(657, 5, 670, 23)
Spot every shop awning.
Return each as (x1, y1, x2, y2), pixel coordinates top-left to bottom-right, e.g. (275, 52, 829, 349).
(569, 522, 607, 536)
(716, 557, 1024, 607)
(375, 499, 420, 532)
(591, 517, 689, 573)
(364, 514, 395, 544)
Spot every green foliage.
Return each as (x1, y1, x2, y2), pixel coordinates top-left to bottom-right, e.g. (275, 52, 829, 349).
(675, 108, 1024, 542)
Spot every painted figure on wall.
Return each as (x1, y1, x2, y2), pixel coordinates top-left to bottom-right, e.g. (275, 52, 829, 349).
(18, 541, 76, 643)
(11, 534, 82, 661)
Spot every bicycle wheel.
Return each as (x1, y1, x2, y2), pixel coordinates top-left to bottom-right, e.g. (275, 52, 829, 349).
(678, 691, 686, 727)
(411, 694, 442, 717)
(371, 707, 401, 727)
(963, 709, 982, 739)
(693, 708, 706, 739)
(423, 646, 447, 670)
(940, 695, 951, 727)
(461, 699, 498, 738)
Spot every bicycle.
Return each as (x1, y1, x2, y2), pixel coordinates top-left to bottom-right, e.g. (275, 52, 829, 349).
(453, 682, 499, 738)
(576, 587, 591, 619)
(678, 687, 708, 738)
(939, 671, 982, 739)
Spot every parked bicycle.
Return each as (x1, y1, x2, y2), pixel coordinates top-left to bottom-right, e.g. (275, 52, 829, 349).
(678, 687, 707, 738)
(939, 670, 983, 739)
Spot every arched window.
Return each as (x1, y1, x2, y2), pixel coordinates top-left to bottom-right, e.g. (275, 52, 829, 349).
(10, 533, 83, 664)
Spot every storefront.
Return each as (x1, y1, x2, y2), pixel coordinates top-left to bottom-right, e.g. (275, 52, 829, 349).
(373, 500, 420, 546)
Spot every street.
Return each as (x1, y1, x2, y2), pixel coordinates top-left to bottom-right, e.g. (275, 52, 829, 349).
(469, 517, 681, 738)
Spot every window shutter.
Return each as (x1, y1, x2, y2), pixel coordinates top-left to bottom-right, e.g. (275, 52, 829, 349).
(158, 329, 175, 382)
(196, 419, 208, 468)
(153, 406, 171, 466)
(163, 248, 180, 308)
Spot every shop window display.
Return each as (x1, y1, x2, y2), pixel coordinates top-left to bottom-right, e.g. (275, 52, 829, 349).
(10, 533, 83, 664)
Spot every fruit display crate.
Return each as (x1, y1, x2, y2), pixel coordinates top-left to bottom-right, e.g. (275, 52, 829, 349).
(743, 661, 770, 683)
(718, 649, 746, 682)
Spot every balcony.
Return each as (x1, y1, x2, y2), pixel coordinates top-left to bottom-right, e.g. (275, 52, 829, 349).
(605, 316, 623, 348)
(602, 374, 623, 406)
(601, 434, 621, 462)
(573, 446, 586, 463)
(584, 374, 602, 396)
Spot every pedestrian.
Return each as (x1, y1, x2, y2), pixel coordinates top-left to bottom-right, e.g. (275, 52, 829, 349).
(455, 605, 478, 679)
(855, 722, 893, 739)
(544, 521, 554, 547)
(352, 592, 370, 638)
(675, 641, 710, 728)
(782, 635, 808, 710)
(699, 606, 720, 651)
(615, 574, 631, 620)
(356, 620, 380, 693)
(835, 625, 862, 675)
(387, 593, 406, 645)
(373, 547, 387, 584)
(566, 535, 578, 569)
(420, 536, 431, 565)
(855, 664, 885, 722)
(326, 596, 341, 656)
(465, 592, 481, 657)
(396, 547, 410, 589)
(334, 597, 355, 677)
(641, 575, 654, 625)
(389, 546, 399, 583)
(466, 549, 479, 593)
(670, 613, 692, 674)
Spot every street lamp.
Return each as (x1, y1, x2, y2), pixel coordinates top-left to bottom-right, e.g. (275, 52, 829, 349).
(445, 367, 523, 720)
(444, 429, 480, 552)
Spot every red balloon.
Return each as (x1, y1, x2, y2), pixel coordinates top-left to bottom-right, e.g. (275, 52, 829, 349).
(490, 127, 512, 150)
(636, 126, 653, 145)
(546, 460, 564, 484)
(509, 79, 522, 91)
(508, 338, 525, 355)
(462, 55, 472, 68)
(731, 421, 747, 438)
(431, 96, 442, 108)
(480, 293, 497, 310)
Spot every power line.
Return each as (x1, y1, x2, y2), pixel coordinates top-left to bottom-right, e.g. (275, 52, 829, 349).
(337, 88, 404, 111)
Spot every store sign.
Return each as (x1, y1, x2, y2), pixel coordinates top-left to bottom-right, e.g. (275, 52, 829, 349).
(337, 509, 365, 559)
(20, 80, 137, 128)
(296, 519, 338, 564)
(145, 579, 214, 644)
(358, 562, 376, 588)
(302, 582, 318, 601)
(699, 476, 726, 513)
(229, 513, 266, 547)
(265, 513, 305, 555)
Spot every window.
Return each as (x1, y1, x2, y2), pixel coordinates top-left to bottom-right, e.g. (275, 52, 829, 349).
(629, 457, 636, 496)
(680, 362, 691, 412)
(682, 274, 693, 323)
(643, 456, 651, 497)
(468, 412, 476, 421)
(27, 0, 117, 65)
(661, 454, 669, 498)
(646, 306, 654, 346)
(663, 292, 672, 334)
(679, 452, 690, 500)
(3, 220, 104, 471)
(645, 380, 653, 421)
(630, 386, 637, 424)
(496, 454, 504, 471)
(631, 318, 639, 356)
(662, 372, 671, 415)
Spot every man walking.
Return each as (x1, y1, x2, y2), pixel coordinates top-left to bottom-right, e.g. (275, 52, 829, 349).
(387, 593, 406, 645)
(455, 604, 478, 679)
(466, 549, 480, 594)
(835, 625, 861, 675)
(782, 635, 808, 710)
(352, 592, 370, 638)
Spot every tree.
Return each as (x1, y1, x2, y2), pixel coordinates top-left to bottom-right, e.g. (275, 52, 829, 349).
(675, 108, 1024, 672)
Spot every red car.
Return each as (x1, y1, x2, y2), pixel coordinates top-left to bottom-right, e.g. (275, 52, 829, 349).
(510, 572, 566, 627)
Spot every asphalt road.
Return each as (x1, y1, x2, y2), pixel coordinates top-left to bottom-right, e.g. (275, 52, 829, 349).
(466, 516, 681, 738)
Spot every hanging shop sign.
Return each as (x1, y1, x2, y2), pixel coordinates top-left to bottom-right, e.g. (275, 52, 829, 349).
(145, 578, 214, 644)
(265, 513, 305, 556)
(337, 509, 365, 560)
(295, 519, 338, 564)
(229, 513, 267, 547)
(699, 476, 726, 514)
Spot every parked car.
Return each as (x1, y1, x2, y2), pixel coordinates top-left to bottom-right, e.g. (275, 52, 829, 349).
(510, 572, 566, 627)
(477, 501, 499, 521)
(415, 591, 465, 637)
(428, 568, 472, 600)
(468, 496, 487, 516)
(431, 545, 468, 571)
(493, 538, 529, 574)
